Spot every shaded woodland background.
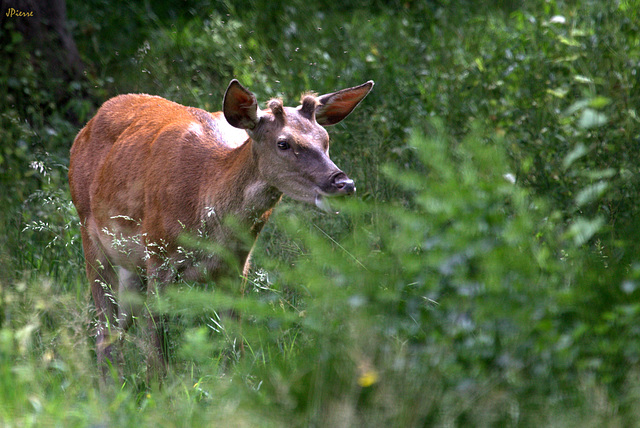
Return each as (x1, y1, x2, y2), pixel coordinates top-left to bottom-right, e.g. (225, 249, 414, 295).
(1, 0, 640, 425)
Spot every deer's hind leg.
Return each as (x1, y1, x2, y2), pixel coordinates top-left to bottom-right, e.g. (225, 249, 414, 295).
(82, 230, 120, 380)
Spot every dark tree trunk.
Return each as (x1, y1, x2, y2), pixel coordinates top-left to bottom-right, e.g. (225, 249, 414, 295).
(1, 0, 84, 83)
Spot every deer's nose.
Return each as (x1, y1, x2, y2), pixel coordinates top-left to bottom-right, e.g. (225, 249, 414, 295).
(331, 172, 356, 195)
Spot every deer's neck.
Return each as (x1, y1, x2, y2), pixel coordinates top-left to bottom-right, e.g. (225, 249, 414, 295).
(200, 139, 282, 234)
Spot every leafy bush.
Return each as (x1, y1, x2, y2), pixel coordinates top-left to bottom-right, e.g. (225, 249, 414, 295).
(2, 0, 640, 425)
(239, 124, 551, 425)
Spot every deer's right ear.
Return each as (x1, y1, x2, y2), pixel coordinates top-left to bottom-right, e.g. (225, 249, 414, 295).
(223, 80, 260, 129)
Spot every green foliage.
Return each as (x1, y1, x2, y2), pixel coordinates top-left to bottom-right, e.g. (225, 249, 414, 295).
(245, 125, 553, 425)
(2, 0, 640, 425)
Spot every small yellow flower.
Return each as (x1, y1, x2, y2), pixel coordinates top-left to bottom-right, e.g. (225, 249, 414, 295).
(357, 369, 379, 387)
(42, 349, 54, 363)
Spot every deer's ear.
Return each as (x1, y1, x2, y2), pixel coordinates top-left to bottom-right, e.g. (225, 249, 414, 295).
(315, 81, 374, 126)
(223, 80, 260, 129)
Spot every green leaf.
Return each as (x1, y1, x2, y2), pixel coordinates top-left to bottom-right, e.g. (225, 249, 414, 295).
(579, 108, 607, 129)
(566, 217, 605, 246)
(574, 75, 593, 83)
(563, 143, 589, 169)
(589, 96, 611, 109)
(579, 168, 616, 180)
(547, 87, 569, 98)
(564, 99, 591, 116)
(575, 181, 609, 207)
(558, 36, 581, 47)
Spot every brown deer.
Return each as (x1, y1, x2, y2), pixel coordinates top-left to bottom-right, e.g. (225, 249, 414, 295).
(68, 79, 374, 378)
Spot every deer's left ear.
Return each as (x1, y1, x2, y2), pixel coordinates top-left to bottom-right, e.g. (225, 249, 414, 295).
(315, 81, 374, 126)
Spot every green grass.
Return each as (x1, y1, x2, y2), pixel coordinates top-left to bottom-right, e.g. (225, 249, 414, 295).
(2, 0, 640, 426)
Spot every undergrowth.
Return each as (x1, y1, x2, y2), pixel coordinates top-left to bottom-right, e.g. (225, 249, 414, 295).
(2, 0, 640, 426)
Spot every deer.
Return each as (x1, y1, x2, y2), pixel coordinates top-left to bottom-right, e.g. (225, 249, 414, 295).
(68, 79, 374, 379)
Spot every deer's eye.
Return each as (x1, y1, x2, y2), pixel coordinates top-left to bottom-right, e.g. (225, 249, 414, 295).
(277, 139, 290, 150)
